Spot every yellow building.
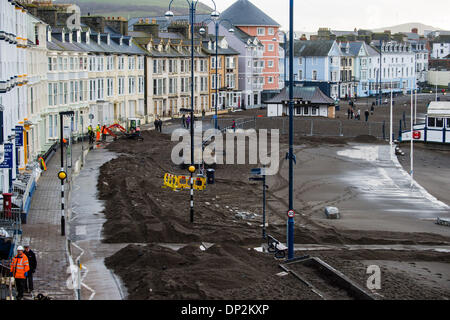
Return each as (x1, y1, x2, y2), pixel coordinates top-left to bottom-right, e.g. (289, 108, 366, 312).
(202, 35, 241, 111)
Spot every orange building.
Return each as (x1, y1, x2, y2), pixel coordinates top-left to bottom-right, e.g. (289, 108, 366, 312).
(221, 0, 282, 97)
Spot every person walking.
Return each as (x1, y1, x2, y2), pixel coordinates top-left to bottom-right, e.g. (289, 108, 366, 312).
(182, 114, 186, 128)
(365, 109, 370, 122)
(23, 244, 37, 294)
(186, 115, 191, 130)
(357, 109, 361, 120)
(232, 119, 236, 132)
(350, 108, 354, 119)
(87, 125, 93, 144)
(10, 246, 29, 300)
(371, 103, 375, 115)
(347, 107, 351, 119)
(158, 119, 163, 133)
(154, 118, 159, 132)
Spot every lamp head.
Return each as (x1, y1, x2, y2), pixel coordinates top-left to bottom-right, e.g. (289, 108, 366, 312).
(199, 27, 206, 35)
(228, 28, 235, 34)
(165, 10, 174, 20)
(211, 11, 220, 20)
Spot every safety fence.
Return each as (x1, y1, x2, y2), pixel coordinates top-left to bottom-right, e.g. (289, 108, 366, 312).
(11, 168, 39, 224)
(163, 173, 206, 191)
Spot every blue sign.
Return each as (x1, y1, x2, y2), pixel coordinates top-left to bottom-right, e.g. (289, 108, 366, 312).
(0, 143, 13, 169)
(15, 126, 23, 147)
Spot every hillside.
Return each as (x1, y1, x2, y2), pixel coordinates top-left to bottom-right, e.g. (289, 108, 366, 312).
(371, 22, 443, 35)
(54, 0, 213, 19)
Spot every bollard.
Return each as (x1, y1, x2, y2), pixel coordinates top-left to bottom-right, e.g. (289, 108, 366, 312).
(310, 119, 314, 136)
(382, 120, 386, 140)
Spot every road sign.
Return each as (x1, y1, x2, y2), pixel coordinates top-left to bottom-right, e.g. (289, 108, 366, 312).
(413, 131, 421, 139)
(0, 143, 13, 169)
(287, 210, 295, 218)
(14, 126, 23, 147)
(88, 113, 94, 120)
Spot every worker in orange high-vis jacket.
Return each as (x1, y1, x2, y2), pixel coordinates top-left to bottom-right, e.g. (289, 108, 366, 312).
(96, 123, 101, 141)
(10, 246, 30, 300)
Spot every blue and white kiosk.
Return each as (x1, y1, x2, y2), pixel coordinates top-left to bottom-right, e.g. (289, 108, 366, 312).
(402, 101, 450, 144)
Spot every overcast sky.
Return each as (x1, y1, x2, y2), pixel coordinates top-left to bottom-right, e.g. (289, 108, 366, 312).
(209, 0, 450, 32)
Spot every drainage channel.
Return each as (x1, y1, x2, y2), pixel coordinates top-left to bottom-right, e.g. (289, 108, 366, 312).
(280, 256, 376, 300)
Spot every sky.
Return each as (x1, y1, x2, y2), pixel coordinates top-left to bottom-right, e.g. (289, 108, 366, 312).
(208, 0, 450, 32)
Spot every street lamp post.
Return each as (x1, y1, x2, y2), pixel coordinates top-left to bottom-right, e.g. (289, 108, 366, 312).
(166, 0, 219, 223)
(199, 19, 235, 130)
(287, 0, 295, 260)
(59, 111, 74, 236)
(410, 82, 414, 187)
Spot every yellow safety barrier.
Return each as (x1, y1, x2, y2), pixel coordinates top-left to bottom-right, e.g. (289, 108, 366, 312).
(193, 177, 206, 190)
(163, 173, 206, 191)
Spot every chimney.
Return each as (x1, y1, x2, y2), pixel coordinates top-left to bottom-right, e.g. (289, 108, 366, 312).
(105, 16, 128, 35)
(81, 16, 105, 33)
(133, 21, 159, 39)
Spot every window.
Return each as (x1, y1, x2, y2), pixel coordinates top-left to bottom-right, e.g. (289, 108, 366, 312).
(118, 77, 125, 95)
(106, 56, 114, 71)
(298, 70, 303, 80)
(257, 28, 265, 36)
(118, 56, 125, 70)
(435, 118, 444, 128)
(168, 78, 177, 94)
(138, 76, 144, 94)
(298, 58, 302, 65)
(268, 28, 274, 35)
(128, 77, 136, 94)
(97, 57, 104, 71)
(427, 117, 435, 127)
(97, 78, 104, 100)
(226, 74, 235, 88)
(268, 76, 274, 84)
(107, 78, 114, 97)
(128, 56, 135, 70)
(268, 60, 274, 68)
(268, 44, 274, 52)
(138, 56, 144, 70)
(89, 79, 96, 101)
(312, 70, 318, 80)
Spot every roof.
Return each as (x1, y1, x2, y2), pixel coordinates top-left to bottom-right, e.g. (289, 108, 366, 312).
(290, 40, 335, 57)
(220, 0, 280, 27)
(264, 86, 335, 105)
(428, 101, 450, 117)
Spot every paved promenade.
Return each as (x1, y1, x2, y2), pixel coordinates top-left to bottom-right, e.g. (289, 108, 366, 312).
(21, 142, 88, 300)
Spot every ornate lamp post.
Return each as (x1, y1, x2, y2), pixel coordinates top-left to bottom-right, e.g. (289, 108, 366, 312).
(199, 19, 234, 130)
(166, 0, 219, 223)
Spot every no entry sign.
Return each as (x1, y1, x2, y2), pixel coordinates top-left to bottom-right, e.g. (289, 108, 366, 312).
(287, 210, 295, 218)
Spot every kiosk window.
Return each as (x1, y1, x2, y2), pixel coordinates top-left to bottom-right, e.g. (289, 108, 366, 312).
(436, 118, 444, 128)
(296, 106, 302, 115)
(303, 107, 309, 115)
(312, 107, 318, 115)
(427, 117, 435, 127)
(447, 118, 450, 128)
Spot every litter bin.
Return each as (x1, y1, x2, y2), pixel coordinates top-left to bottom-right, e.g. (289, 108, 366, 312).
(206, 169, 215, 184)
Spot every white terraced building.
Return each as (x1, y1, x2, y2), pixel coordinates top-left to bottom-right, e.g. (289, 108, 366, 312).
(0, 0, 29, 193)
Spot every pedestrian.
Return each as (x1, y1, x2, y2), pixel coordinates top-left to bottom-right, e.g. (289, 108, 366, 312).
(10, 246, 29, 300)
(345, 93, 348, 101)
(365, 109, 369, 122)
(95, 123, 101, 142)
(232, 119, 236, 132)
(87, 125, 93, 144)
(154, 118, 159, 131)
(350, 108, 354, 119)
(347, 107, 351, 119)
(355, 93, 358, 101)
(370, 104, 375, 115)
(186, 115, 191, 130)
(23, 243, 37, 294)
(101, 125, 107, 141)
(357, 109, 361, 120)
(158, 119, 163, 132)
(202, 109, 205, 119)
(182, 114, 186, 128)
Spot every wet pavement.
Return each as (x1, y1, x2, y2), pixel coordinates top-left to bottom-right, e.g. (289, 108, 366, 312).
(69, 146, 128, 300)
(272, 143, 450, 237)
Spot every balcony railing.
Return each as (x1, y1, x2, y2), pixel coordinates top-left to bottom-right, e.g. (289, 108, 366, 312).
(253, 66, 263, 74)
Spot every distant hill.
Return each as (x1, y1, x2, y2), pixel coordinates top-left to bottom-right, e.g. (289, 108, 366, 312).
(371, 22, 444, 35)
(54, 0, 213, 20)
